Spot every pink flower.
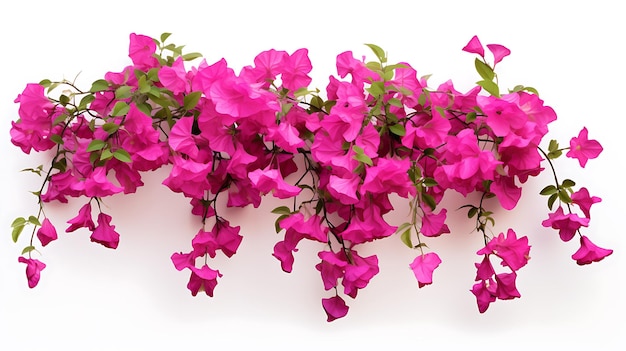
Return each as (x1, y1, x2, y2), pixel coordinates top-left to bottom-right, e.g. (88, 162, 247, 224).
(171, 252, 196, 271)
(321, 295, 349, 322)
(542, 207, 590, 242)
(478, 229, 530, 271)
(327, 174, 360, 205)
(494, 272, 521, 300)
(471, 279, 496, 313)
(128, 33, 158, 69)
(158, 57, 189, 94)
(187, 265, 222, 297)
(486, 44, 511, 66)
(316, 250, 348, 290)
(342, 252, 379, 298)
(462, 35, 485, 57)
(248, 168, 301, 199)
(566, 127, 603, 167)
(409, 252, 442, 288)
(571, 236, 613, 265)
(66, 202, 95, 233)
(420, 209, 450, 237)
(571, 187, 602, 219)
(37, 218, 58, 247)
(281, 48, 313, 92)
(18, 257, 46, 288)
(90, 213, 120, 249)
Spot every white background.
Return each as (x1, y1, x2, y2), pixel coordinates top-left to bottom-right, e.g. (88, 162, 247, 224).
(1, 1, 624, 349)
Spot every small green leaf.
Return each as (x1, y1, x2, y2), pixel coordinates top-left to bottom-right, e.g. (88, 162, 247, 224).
(366, 81, 385, 98)
(12, 225, 25, 243)
(274, 214, 289, 233)
(548, 193, 558, 210)
(467, 206, 478, 219)
(86, 139, 106, 152)
(90, 79, 109, 93)
(115, 85, 133, 99)
(21, 246, 36, 255)
(548, 139, 559, 152)
(11, 217, 26, 228)
(422, 177, 438, 187)
(465, 111, 477, 123)
(138, 75, 151, 94)
(59, 94, 70, 106)
(271, 206, 292, 216)
(400, 228, 413, 248)
(102, 123, 119, 135)
(39, 79, 52, 87)
(50, 134, 64, 144)
(548, 150, 563, 159)
(388, 98, 403, 108)
(364, 43, 386, 63)
(78, 94, 95, 110)
(561, 179, 576, 189)
(113, 149, 132, 163)
(111, 101, 130, 116)
(388, 123, 406, 136)
(182, 52, 203, 61)
(558, 189, 572, 204)
(422, 193, 437, 211)
(477, 80, 500, 97)
(540, 185, 557, 195)
(28, 216, 41, 226)
(183, 91, 203, 110)
(160, 32, 172, 43)
(100, 149, 114, 160)
(474, 58, 495, 81)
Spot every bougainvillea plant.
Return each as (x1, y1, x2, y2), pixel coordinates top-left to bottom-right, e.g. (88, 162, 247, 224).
(10, 33, 612, 321)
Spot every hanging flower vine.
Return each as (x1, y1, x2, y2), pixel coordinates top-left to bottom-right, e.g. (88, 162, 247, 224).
(9, 33, 611, 321)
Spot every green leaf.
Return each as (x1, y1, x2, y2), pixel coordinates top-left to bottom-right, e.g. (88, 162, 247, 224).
(474, 58, 495, 81)
(28, 216, 41, 226)
(558, 189, 572, 204)
(389, 123, 406, 136)
(21, 245, 36, 255)
(271, 206, 292, 216)
(352, 145, 373, 166)
(366, 81, 385, 98)
(59, 94, 70, 106)
(39, 79, 52, 87)
(111, 101, 130, 116)
(183, 91, 203, 110)
(548, 139, 559, 152)
(160, 32, 172, 43)
(102, 123, 119, 135)
(90, 79, 109, 93)
(548, 193, 558, 210)
(548, 150, 562, 159)
(540, 185, 557, 195)
(400, 228, 413, 248)
(86, 139, 106, 152)
(364, 43, 386, 63)
(477, 80, 500, 97)
(422, 177, 438, 187)
(136, 102, 152, 116)
(50, 134, 64, 144)
(78, 94, 95, 110)
(12, 225, 25, 243)
(115, 85, 133, 99)
(422, 193, 437, 211)
(138, 75, 151, 94)
(113, 149, 132, 163)
(274, 214, 289, 233)
(182, 52, 203, 61)
(388, 98, 403, 108)
(465, 111, 477, 123)
(561, 179, 576, 189)
(11, 217, 26, 228)
(100, 149, 114, 160)
(467, 206, 478, 219)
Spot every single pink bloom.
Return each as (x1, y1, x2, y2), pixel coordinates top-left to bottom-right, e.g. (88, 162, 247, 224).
(486, 44, 511, 65)
(566, 127, 603, 167)
(18, 256, 46, 288)
(420, 209, 450, 237)
(316, 250, 348, 291)
(474, 255, 496, 281)
(169, 116, 201, 159)
(90, 213, 120, 249)
(171, 252, 196, 271)
(571, 187, 601, 219)
(80, 167, 124, 198)
(66, 202, 95, 233)
(37, 218, 58, 247)
(409, 252, 442, 288)
(158, 57, 189, 94)
(273, 241, 296, 273)
(191, 228, 219, 258)
(327, 174, 360, 205)
(494, 272, 521, 300)
(471, 279, 496, 313)
(571, 236, 613, 265)
(490, 175, 522, 210)
(342, 252, 379, 298)
(248, 168, 301, 199)
(322, 295, 349, 322)
(478, 229, 530, 271)
(187, 265, 222, 297)
(462, 35, 485, 57)
(128, 33, 158, 69)
(214, 221, 243, 258)
(281, 48, 313, 92)
(542, 207, 590, 242)
(266, 122, 305, 153)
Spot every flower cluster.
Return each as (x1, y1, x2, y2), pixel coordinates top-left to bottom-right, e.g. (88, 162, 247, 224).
(10, 33, 612, 321)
